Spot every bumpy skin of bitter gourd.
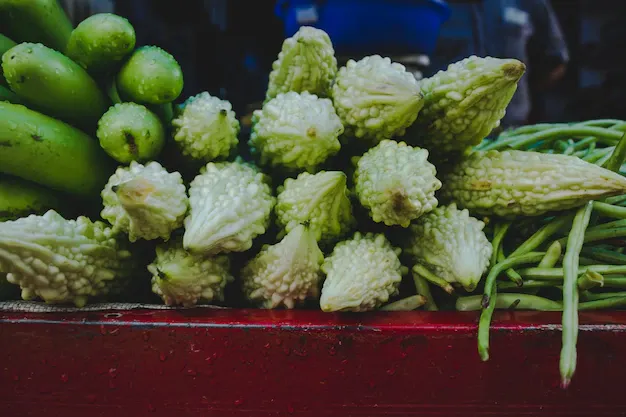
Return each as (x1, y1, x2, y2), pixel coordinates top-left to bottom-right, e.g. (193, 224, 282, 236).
(275, 171, 355, 245)
(404, 203, 492, 292)
(408, 56, 525, 160)
(440, 150, 626, 218)
(331, 55, 424, 144)
(242, 224, 324, 309)
(101, 161, 188, 242)
(250, 91, 343, 172)
(148, 238, 233, 307)
(354, 140, 442, 227)
(183, 160, 275, 255)
(320, 232, 407, 312)
(266, 26, 337, 101)
(172, 92, 240, 162)
(0, 210, 134, 307)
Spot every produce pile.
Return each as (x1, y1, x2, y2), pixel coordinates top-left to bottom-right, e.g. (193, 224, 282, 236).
(1, 1, 626, 387)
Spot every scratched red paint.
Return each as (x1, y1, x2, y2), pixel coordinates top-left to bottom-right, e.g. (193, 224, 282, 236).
(1, 309, 626, 416)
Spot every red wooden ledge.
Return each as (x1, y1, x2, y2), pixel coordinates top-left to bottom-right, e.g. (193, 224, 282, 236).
(2, 309, 626, 416)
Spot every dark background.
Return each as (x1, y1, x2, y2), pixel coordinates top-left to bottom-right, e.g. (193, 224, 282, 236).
(60, 0, 626, 124)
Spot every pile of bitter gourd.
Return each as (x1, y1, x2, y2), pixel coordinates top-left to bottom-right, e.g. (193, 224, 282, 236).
(0, 2, 626, 388)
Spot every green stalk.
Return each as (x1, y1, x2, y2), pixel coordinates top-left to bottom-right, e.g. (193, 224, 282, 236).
(490, 222, 511, 267)
(580, 247, 626, 265)
(457, 293, 562, 311)
(509, 127, 623, 150)
(604, 131, 626, 172)
(583, 291, 626, 301)
(518, 265, 626, 280)
(556, 227, 626, 247)
(539, 241, 563, 268)
(510, 215, 573, 258)
(483, 252, 546, 307)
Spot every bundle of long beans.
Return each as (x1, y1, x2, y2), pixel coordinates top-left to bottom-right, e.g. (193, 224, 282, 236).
(459, 120, 626, 387)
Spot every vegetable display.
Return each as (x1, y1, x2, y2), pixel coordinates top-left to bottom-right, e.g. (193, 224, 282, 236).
(1, 4, 625, 389)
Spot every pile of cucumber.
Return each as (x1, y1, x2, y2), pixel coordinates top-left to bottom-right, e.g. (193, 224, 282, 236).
(0, 0, 182, 219)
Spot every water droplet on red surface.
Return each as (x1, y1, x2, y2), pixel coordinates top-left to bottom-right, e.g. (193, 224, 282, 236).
(159, 352, 167, 362)
(264, 342, 271, 349)
(99, 325, 107, 335)
(294, 349, 308, 357)
(223, 340, 230, 348)
(275, 338, 283, 346)
(328, 346, 337, 356)
(234, 399, 244, 406)
(60, 374, 69, 383)
(86, 394, 96, 403)
(341, 359, 349, 365)
(368, 380, 376, 389)
(287, 404, 295, 414)
(283, 347, 291, 356)
(201, 396, 209, 405)
(147, 403, 156, 412)
(143, 332, 150, 341)
(108, 368, 118, 378)
(401, 352, 408, 359)
(205, 353, 217, 364)
(190, 343, 201, 353)
(186, 369, 197, 376)
(386, 368, 396, 376)
(12, 375, 19, 382)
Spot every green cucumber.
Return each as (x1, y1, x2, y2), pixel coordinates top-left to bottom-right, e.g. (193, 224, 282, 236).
(2, 42, 109, 129)
(0, 174, 64, 221)
(0, 0, 73, 52)
(97, 102, 166, 163)
(0, 33, 16, 86)
(0, 84, 22, 104)
(116, 46, 184, 105)
(65, 13, 136, 76)
(0, 101, 115, 196)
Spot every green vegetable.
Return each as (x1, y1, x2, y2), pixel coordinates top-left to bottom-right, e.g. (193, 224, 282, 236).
(266, 26, 337, 101)
(0, 33, 16, 86)
(320, 232, 407, 312)
(441, 150, 626, 217)
(250, 91, 343, 172)
(409, 56, 525, 158)
(405, 204, 492, 292)
(0, 210, 134, 307)
(97, 102, 165, 164)
(0, 174, 63, 221)
(148, 238, 233, 307)
(0, 101, 114, 196)
(65, 13, 136, 75)
(147, 102, 174, 125)
(0, 84, 22, 104)
(116, 46, 183, 105)
(275, 171, 355, 245)
(242, 224, 324, 309)
(172, 92, 240, 162)
(101, 161, 188, 242)
(2, 42, 109, 129)
(331, 55, 424, 143)
(353, 140, 441, 227)
(0, 0, 73, 52)
(183, 160, 275, 255)
(560, 202, 593, 388)
(380, 295, 427, 311)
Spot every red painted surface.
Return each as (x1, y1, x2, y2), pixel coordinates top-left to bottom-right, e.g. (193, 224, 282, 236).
(1, 309, 626, 416)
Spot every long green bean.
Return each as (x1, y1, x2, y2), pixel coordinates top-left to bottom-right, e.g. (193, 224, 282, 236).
(582, 147, 614, 163)
(605, 195, 626, 205)
(583, 291, 626, 301)
(560, 202, 593, 388)
(580, 247, 626, 265)
(578, 296, 626, 310)
(413, 271, 438, 311)
(556, 227, 626, 247)
(508, 127, 623, 150)
(380, 295, 427, 311)
(518, 265, 626, 280)
(498, 280, 556, 291)
(482, 252, 546, 307)
(497, 245, 523, 286)
(604, 131, 626, 172)
(458, 293, 562, 311)
(491, 222, 511, 266)
(412, 264, 454, 294)
(539, 241, 563, 268)
(585, 219, 626, 232)
(510, 215, 573, 258)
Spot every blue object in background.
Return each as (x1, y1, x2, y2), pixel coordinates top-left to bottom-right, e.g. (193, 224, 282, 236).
(275, 0, 451, 56)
